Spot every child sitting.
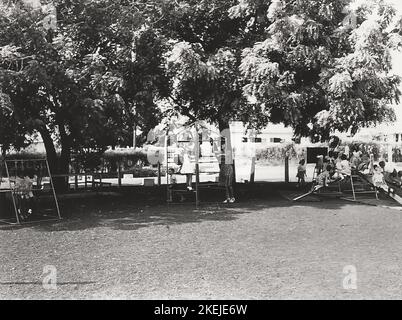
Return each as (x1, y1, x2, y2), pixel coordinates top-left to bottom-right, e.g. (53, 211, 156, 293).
(357, 154, 371, 173)
(372, 165, 395, 196)
(386, 169, 402, 189)
(335, 153, 343, 178)
(13, 170, 36, 221)
(350, 150, 362, 170)
(398, 171, 402, 188)
(378, 161, 386, 173)
(316, 164, 333, 188)
(326, 151, 337, 178)
(335, 154, 351, 180)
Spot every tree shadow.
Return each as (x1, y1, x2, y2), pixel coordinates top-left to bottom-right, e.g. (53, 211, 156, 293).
(0, 281, 95, 286)
(0, 183, 383, 233)
(39, 203, 366, 234)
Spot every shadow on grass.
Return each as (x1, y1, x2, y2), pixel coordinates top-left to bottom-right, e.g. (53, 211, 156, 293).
(0, 183, 379, 232)
(0, 281, 96, 286)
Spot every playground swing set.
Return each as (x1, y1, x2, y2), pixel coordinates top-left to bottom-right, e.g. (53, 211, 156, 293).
(165, 121, 234, 208)
(0, 158, 61, 225)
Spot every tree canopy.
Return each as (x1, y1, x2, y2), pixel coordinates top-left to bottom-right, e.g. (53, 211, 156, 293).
(0, 0, 169, 178)
(1, 0, 401, 175)
(156, 0, 271, 131)
(235, 0, 402, 141)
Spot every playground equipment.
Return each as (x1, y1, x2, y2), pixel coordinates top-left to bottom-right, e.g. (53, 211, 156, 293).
(165, 121, 234, 208)
(292, 180, 343, 202)
(340, 173, 379, 202)
(293, 172, 380, 203)
(0, 159, 61, 225)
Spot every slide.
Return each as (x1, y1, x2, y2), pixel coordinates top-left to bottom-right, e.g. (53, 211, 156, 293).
(359, 173, 402, 206)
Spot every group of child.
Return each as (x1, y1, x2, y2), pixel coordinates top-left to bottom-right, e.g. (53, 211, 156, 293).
(296, 153, 352, 188)
(297, 150, 402, 193)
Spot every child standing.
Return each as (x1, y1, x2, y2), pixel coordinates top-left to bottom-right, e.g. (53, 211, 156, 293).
(167, 168, 177, 202)
(223, 163, 235, 203)
(180, 152, 194, 191)
(296, 159, 307, 188)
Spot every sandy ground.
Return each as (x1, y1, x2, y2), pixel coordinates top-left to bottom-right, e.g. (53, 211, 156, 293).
(2, 192, 402, 300)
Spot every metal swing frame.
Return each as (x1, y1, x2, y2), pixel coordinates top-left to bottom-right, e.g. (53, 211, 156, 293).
(0, 158, 61, 225)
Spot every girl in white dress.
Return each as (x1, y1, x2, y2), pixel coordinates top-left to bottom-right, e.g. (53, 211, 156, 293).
(180, 152, 194, 190)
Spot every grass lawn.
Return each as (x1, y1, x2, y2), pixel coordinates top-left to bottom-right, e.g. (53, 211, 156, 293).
(1, 192, 402, 299)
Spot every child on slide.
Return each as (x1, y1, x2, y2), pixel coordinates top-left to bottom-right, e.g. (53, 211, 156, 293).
(312, 165, 333, 192)
(372, 165, 395, 196)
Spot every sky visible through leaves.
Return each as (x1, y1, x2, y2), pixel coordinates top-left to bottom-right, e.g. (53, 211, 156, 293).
(17, 0, 402, 126)
(386, 0, 402, 124)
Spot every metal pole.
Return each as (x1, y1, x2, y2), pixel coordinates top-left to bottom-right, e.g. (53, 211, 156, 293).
(118, 160, 122, 188)
(165, 133, 169, 203)
(100, 158, 103, 190)
(45, 159, 62, 219)
(195, 124, 200, 208)
(5, 161, 19, 224)
(158, 162, 161, 186)
(74, 161, 78, 190)
(133, 123, 137, 149)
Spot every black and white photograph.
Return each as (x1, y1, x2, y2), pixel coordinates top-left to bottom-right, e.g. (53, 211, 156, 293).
(1, 0, 402, 305)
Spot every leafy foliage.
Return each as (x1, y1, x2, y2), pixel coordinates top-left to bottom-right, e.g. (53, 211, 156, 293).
(0, 0, 169, 180)
(156, 0, 270, 130)
(235, 0, 402, 140)
(1, 0, 402, 182)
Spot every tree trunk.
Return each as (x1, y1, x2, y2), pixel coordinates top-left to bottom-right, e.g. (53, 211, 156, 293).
(39, 127, 70, 192)
(56, 122, 71, 192)
(39, 128, 57, 171)
(218, 119, 234, 185)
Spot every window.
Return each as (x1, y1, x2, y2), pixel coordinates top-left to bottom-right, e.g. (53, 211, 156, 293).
(254, 137, 262, 143)
(242, 137, 248, 143)
(270, 138, 282, 143)
(396, 134, 400, 143)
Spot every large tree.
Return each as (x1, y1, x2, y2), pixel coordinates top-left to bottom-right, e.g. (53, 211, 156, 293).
(234, 0, 402, 141)
(153, 0, 271, 132)
(0, 0, 169, 187)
